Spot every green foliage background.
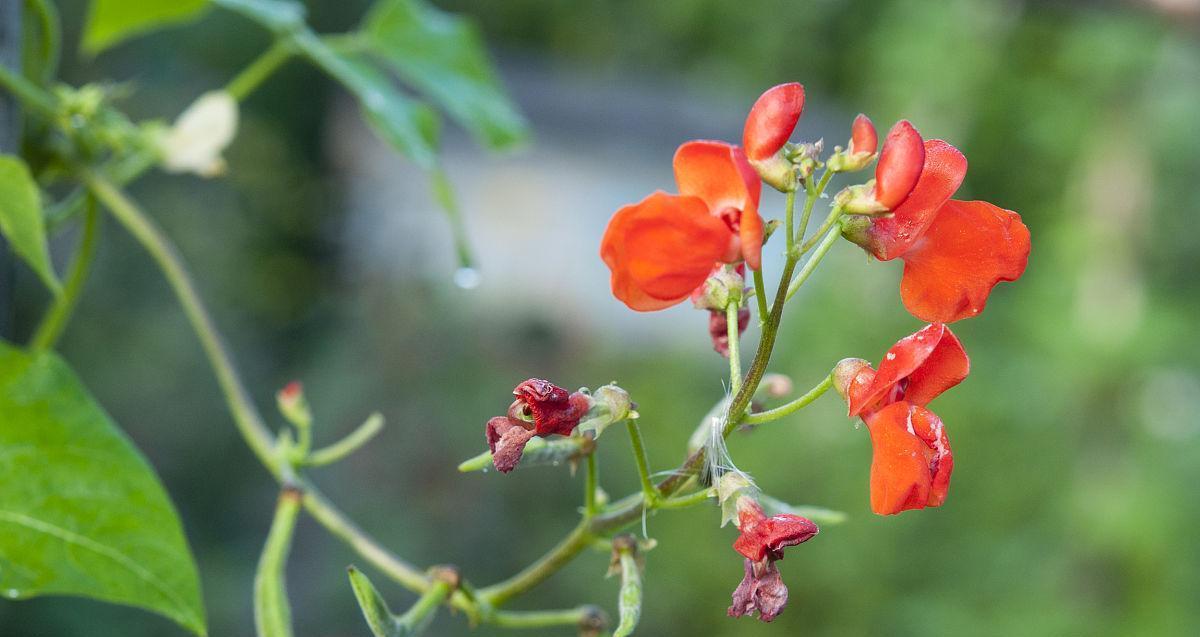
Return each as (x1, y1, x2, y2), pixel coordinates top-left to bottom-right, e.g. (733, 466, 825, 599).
(3, 0, 1199, 635)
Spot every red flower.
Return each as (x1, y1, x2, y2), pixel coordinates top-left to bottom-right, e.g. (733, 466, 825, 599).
(600, 141, 763, 311)
(837, 323, 968, 515)
(727, 497, 817, 622)
(872, 120, 925, 210)
(485, 379, 591, 473)
(742, 82, 805, 162)
(845, 134, 1032, 322)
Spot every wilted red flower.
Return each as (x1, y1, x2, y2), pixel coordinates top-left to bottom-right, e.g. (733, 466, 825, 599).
(600, 141, 763, 311)
(835, 323, 968, 515)
(727, 497, 817, 622)
(844, 136, 1032, 323)
(742, 82, 805, 162)
(485, 379, 591, 473)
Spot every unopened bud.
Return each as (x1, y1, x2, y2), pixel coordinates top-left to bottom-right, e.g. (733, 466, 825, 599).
(576, 383, 634, 438)
(276, 381, 311, 427)
(692, 264, 746, 311)
(759, 373, 793, 399)
(786, 140, 823, 183)
(836, 183, 889, 216)
(160, 91, 238, 177)
(832, 358, 873, 401)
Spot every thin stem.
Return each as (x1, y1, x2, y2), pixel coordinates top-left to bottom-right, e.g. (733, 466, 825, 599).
(742, 375, 833, 425)
(625, 420, 658, 504)
(785, 224, 842, 303)
(0, 62, 56, 117)
(725, 303, 742, 395)
(783, 189, 797, 252)
(254, 488, 302, 637)
(796, 170, 833, 243)
(751, 268, 769, 323)
(797, 205, 844, 256)
(30, 198, 99, 350)
(226, 42, 293, 102)
(304, 413, 383, 467)
(653, 488, 714, 510)
(395, 580, 453, 631)
(584, 452, 599, 517)
(490, 607, 597, 629)
(478, 520, 592, 607)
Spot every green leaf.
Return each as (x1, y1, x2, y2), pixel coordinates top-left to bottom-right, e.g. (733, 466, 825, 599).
(296, 33, 439, 168)
(363, 0, 528, 150)
(22, 0, 62, 85)
(83, 0, 209, 54)
(0, 156, 59, 294)
(0, 341, 206, 635)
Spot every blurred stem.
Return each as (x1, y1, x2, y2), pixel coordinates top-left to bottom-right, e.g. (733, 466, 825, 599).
(751, 268, 768, 323)
(584, 452, 599, 517)
(726, 302, 742, 394)
(395, 579, 453, 633)
(742, 374, 833, 425)
(303, 413, 383, 467)
(30, 197, 99, 350)
(430, 169, 476, 272)
(254, 489, 301, 637)
(226, 42, 293, 102)
(653, 488, 714, 510)
(478, 520, 592, 607)
(797, 205, 844, 257)
(0, 61, 55, 117)
(82, 171, 479, 618)
(490, 607, 598, 629)
(47, 150, 157, 232)
(625, 419, 658, 505)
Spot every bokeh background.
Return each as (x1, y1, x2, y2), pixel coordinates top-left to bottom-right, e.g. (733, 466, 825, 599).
(3, 0, 1200, 635)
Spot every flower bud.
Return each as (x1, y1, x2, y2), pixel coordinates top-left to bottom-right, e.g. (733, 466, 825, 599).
(873, 120, 924, 210)
(742, 83, 805, 162)
(576, 383, 634, 438)
(160, 91, 238, 177)
(759, 373, 793, 399)
(832, 358, 873, 401)
(827, 114, 877, 173)
(276, 381, 311, 428)
(690, 264, 745, 311)
(836, 183, 889, 216)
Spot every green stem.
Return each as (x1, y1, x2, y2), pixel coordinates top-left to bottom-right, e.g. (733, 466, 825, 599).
(751, 268, 769, 322)
(725, 303, 742, 395)
(0, 61, 55, 117)
(742, 375, 833, 425)
(478, 520, 592, 607)
(490, 606, 599, 630)
(82, 171, 471, 615)
(783, 189, 797, 252)
(626, 419, 658, 504)
(30, 198, 99, 350)
(226, 42, 293, 102)
(785, 223, 842, 303)
(584, 452, 599, 517)
(796, 170, 833, 244)
(797, 206, 844, 256)
(254, 489, 302, 637)
(395, 579, 453, 632)
(304, 413, 384, 467)
(653, 488, 714, 510)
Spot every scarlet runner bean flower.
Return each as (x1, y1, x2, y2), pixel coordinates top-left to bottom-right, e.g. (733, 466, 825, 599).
(742, 82, 805, 189)
(833, 323, 969, 515)
(840, 124, 1032, 322)
(600, 141, 763, 311)
(485, 379, 592, 473)
(727, 497, 818, 622)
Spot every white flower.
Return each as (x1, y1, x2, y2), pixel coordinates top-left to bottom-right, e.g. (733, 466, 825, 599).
(159, 91, 238, 178)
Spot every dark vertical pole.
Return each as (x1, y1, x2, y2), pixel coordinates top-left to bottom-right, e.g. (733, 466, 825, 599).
(0, 0, 20, 338)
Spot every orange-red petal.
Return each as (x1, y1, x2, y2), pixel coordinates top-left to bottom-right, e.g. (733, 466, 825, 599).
(900, 199, 1031, 323)
(872, 121, 925, 210)
(742, 83, 805, 161)
(674, 140, 762, 216)
(865, 402, 952, 515)
(849, 114, 877, 155)
(848, 323, 968, 416)
(600, 191, 732, 311)
(866, 140, 968, 261)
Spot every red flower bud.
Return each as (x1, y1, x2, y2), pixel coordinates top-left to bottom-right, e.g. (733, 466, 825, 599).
(728, 558, 788, 622)
(742, 83, 805, 162)
(872, 120, 925, 210)
(849, 114, 877, 156)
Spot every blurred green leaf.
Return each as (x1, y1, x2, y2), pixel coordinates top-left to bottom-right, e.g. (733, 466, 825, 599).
(0, 341, 206, 635)
(363, 0, 528, 149)
(297, 33, 440, 168)
(83, 0, 209, 54)
(22, 0, 61, 85)
(211, 0, 305, 36)
(0, 155, 59, 294)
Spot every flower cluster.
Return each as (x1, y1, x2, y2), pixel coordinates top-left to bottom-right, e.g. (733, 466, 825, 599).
(726, 491, 818, 622)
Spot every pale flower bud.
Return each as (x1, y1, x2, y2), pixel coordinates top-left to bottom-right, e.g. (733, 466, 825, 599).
(160, 91, 238, 177)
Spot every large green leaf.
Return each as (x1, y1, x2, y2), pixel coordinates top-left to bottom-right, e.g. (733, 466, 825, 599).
(296, 32, 440, 168)
(0, 342, 206, 635)
(83, 0, 209, 54)
(0, 156, 59, 294)
(364, 0, 528, 150)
